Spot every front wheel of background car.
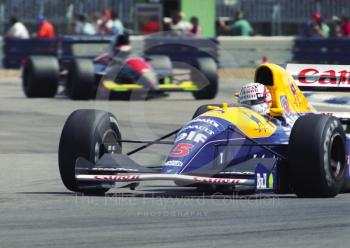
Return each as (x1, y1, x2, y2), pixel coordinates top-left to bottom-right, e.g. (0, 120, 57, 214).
(192, 104, 223, 119)
(67, 59, 95, 100)
(192, 58, 218, 100)
(22, 56, 59, 98)
(288, 114, 346, 198)
(58, 109, 122, 194)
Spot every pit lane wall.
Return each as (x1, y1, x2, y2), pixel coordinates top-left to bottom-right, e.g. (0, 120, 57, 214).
(3, 36, 349, 69)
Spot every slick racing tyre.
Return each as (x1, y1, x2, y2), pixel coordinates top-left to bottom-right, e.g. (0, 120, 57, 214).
(59, 109, 122, 194)
(191, 58, 218, 100)
(67, 59, 95, 100)
(288, 114, 346, 198)
(192, 104, 223, 119)
(22, 56, 59, 97)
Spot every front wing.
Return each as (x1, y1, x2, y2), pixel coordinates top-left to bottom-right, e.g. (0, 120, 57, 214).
(74, 154, 274, 191)
(102, 80, 199, 92)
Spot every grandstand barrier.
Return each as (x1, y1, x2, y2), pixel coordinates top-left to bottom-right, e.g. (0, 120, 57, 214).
(2, 35, 219, 69)
(4, 36, 350, 69)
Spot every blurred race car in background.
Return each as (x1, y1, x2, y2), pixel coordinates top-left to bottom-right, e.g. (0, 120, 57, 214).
(58, 63, 350, 197)
(20, 35, 218, 100)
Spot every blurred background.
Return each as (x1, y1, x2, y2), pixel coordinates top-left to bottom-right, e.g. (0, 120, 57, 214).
(1, 0, 349, 36)
(2, 0, 350, 68)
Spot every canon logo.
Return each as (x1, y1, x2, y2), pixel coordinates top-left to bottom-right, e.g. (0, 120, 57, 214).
(298, 68, 350, 85)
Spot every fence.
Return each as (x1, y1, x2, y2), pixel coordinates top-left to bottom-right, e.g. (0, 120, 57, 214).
(0, 0, 134, 34)
(217, 0, 350, 35)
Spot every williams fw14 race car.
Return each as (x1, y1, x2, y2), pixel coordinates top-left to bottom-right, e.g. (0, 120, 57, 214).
(59, 63, 350, 197)
(21, 36, 218, 100)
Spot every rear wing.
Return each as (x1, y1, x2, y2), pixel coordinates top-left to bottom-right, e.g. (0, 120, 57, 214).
(286, 64, 350, 92)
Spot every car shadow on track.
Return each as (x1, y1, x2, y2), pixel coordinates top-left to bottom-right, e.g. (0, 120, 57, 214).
(18, 188, 297, 200)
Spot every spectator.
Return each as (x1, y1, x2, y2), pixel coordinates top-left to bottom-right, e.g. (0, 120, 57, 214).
(308, 12, 330, 38)
(341, 16, 350, 37)
(219, 11, 254, 36)
(92, 12, 103, 34)
(6, 16, 29, 39)
(75, 14, 96, 35)
(105, 11, 124, 35)
(36, 16, 55, 38)
(142, 16, 160, 35)
(171, 12, 191, 35)
(331, 16, 342, 37)
(189, 16, 201, 37)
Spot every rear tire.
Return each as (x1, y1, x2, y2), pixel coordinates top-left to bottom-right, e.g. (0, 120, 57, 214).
(67, 59, 95, 100)
(288, 114, 346, 198)
(58, 109, 122, 194)
(22, 56, 59, 97)
(192, 58, 218, 100)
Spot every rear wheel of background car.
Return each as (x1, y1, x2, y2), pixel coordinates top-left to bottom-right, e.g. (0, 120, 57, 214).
(67, 59, 95, 100)
(192, 104, 222, 119)
(192, 58, 218, 100)
(58, 109, 122, 194)
(22, 56, 59, 98)
(288, 114, 346, 198)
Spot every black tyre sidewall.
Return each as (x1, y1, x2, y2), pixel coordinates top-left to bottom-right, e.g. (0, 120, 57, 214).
(192, 58, 218, 100)
(288, 114, 346, 197)
(67, 59, 95, 100)
(58, 109, 122, 193)
(22, 56, 59, 98)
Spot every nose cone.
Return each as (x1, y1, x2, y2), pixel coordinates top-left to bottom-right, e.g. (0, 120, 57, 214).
(162, 116, 226, 174)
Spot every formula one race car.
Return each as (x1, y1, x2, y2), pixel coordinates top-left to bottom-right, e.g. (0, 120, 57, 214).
(21, 35, 218, 100)
(58, 63, 350, 197)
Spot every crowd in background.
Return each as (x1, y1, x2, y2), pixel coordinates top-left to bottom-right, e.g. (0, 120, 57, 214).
(5, 8, 350, 39)
(302, 12, 350, 38)
(5, 8, 202, 40)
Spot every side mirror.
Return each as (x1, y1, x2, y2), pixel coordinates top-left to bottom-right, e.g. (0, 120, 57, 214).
(270, 107, 284, 116)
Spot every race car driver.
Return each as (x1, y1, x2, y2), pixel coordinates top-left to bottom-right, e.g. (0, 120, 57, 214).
(238, 82, 272, 116)
(238, 82, 291, 127)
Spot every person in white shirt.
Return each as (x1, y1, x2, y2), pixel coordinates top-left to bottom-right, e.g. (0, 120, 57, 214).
(171, 12, 191, 35)
(105, 11, 124, 36)
(75, 15, 96, 35)
(6, 17, 30, 39)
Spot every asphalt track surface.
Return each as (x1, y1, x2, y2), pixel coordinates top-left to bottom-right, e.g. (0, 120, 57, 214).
(1, 74, 350, 248)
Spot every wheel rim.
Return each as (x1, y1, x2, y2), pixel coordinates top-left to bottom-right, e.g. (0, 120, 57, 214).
(329, 134, 345, 181)
(94, 129, 121, 163)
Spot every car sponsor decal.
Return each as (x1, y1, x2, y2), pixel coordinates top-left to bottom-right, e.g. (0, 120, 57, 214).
(280, 96, 291, 115)
(255, 163, 275, 191)
(193, 177, 242, 184)
(169, 143, 194, 158)
(94, 175, 140, 181)
(188, 118, 221, 129)
(175, 131, 208, 143)
(164, 160, 183, 167)
(180, 125, 215, 135)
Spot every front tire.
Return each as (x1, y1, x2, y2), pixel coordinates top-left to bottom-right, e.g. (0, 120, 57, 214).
(58, 109, 122, 194)
(192, 58, 218, 100)
(22, 56, 59, 97)
(288, 114, 346, 198)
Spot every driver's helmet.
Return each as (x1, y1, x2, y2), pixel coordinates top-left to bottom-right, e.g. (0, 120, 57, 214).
(238, 82, 272, 115)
